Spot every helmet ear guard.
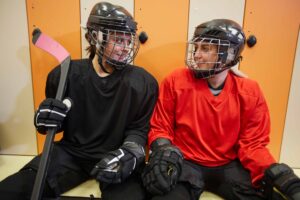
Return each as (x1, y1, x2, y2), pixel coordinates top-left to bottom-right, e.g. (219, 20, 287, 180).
(90, 30, 103, 46)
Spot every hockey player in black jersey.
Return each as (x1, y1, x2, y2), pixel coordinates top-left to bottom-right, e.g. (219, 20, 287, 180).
(0, 2, 158, 200)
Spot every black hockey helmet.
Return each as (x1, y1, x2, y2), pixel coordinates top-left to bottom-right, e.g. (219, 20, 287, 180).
(87, 2, 137, 34)
(186, 19, 246, 79)
(86, 2, 139, 69)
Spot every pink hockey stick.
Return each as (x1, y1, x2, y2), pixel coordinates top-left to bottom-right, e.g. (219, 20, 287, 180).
(31, 29, 71, 200)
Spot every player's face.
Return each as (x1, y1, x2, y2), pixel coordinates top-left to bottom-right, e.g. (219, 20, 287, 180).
(104, 31, 133, 62)
(193, 42, 218, 70)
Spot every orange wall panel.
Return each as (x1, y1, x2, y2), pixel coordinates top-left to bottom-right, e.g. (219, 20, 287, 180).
(134, 0, 189, 83)
(26, 0, 300, 159)
(241, 0, 300, 159)
(26, 0, 81, 153)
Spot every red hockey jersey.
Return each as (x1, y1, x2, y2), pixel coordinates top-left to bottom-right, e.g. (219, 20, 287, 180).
(148, 68, 275, 185)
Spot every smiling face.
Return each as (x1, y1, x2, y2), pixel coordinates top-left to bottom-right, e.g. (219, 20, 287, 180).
(103, 31, 135, 64)
(186, 37, 232, 79)
(193, 40, 219, 70)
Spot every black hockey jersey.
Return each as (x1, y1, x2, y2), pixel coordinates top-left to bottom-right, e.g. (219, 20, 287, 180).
(45, 59, 158, 160)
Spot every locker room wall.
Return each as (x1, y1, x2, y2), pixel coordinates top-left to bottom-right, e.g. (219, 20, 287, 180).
(280, 28, 300, 168)
(241, 0, 300, 161)
(0, 0, 299, 165)
(187, 0, 245, 73)
(0, 0, 36, 155)
(134, 0, 189, 82)
(26, 0, 82, 152)
(80, 0, 134, 58)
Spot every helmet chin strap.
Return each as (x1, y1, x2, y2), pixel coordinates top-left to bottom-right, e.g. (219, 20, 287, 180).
(193, 64, 231, 79)
(94, 31, 112, 74)
(193, 55, 242, 79)
(97, 54, 110, 74)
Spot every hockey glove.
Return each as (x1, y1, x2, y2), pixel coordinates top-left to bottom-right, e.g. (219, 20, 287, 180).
(34, 98, 70, 134)
(142, 138, 183, 195)
(91, 142, 145, 184)
(264, 163, 300, 200)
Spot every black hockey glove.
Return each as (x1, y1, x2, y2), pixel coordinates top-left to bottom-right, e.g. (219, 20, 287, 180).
(142, 138, 183, 195)
(90, 141, 145, 184)
(34, 98, 70, 134)
(264, 163, 300, 200)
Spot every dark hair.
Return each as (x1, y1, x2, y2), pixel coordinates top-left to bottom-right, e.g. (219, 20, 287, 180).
(85, 31, 96, 59)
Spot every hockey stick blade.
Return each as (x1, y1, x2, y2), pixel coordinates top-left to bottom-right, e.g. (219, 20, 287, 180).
(32, 28, 70, 63)
(31, 29, 71, 200)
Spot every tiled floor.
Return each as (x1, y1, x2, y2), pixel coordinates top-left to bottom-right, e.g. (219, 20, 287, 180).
(1, 155, 299, 199)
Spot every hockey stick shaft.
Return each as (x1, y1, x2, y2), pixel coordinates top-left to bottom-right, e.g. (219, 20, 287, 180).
(31, 29, 71, 200)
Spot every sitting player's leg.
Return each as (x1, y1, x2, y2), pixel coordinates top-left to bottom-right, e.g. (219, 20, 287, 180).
(151, 182, 192, 200)
(0, 144, 91, 199)
(99, 172, 146, 200)
(147, 160, 203, 200)
(0, 167, 54, 200)
(204, 160, 269, 200)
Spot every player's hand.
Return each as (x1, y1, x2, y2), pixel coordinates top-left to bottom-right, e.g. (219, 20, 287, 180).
(142, 139, 183, 195)
(34, 98, 71, 134)
(264, 163, 300, 200)
(91, 142, 145, 184)
(91, 148, 136, 183)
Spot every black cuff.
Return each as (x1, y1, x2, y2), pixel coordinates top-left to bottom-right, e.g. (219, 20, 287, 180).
(122, 141, 145, 164)
(151, 138, 171, 150)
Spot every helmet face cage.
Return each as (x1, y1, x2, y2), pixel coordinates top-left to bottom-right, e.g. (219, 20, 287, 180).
(186, 19, 246, 79)
(86, 2, 140, 69)
(185, 37, 231, 79)
(90, 29, 140, 68)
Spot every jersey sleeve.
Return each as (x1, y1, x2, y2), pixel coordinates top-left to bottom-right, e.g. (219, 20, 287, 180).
(237, 84, 276, 186)
(148, 75, 176, 146)
(124, 79, 159, 147)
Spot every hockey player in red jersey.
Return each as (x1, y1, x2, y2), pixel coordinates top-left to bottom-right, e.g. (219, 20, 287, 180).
(142, 19, 300, 200)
